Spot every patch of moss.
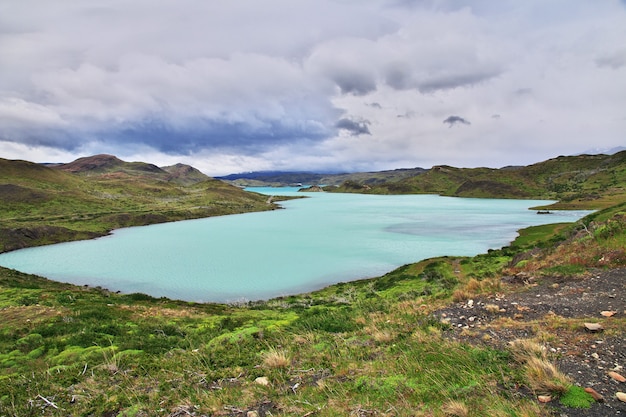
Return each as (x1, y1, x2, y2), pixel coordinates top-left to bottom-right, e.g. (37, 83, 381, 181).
(560, 385, 594, 409)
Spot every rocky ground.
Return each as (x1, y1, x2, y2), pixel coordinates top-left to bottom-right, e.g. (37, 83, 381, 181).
(433, 268, 626, 416)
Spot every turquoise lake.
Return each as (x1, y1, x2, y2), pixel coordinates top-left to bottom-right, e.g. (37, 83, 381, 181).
(0, 188, 592, 302)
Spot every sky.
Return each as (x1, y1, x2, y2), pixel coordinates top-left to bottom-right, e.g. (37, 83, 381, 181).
(1, 1, 625, 176)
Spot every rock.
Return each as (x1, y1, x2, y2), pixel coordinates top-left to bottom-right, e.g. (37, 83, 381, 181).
(584, 387, 604, 402)
(583, 322, 604, 332)
(617, 392, 626, 402)
(247, 411, 260, 417)
(600, 310, 617, 317)
(254, 376, 270, 386)
(537, 395, 552, 403)
(609, 371, 626, 382)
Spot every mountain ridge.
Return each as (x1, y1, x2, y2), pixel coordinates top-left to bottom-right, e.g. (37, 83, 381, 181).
(0, 155, 278, 252)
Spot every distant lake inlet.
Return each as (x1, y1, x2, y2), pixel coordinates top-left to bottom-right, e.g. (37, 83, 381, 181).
(0, 188, 592, 302)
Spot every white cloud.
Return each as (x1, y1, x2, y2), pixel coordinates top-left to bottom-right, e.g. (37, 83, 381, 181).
(0, 0, 625, 174)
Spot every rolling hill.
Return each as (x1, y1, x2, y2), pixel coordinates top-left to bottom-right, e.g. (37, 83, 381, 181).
(0, 152, 625, 415)
(0, 155, 278, 252)
(328, 152, 626, 209)
(2, 151, 625, 253)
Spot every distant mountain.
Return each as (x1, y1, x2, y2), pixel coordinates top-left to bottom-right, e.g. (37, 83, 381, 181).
(577, 146, 626, 156)
(55, 154, 129, 173)
(161, 163, 211, 186)
(54, 154, 211, 185)
(218, 167, 427, 187)
(217, 171, 329, 186)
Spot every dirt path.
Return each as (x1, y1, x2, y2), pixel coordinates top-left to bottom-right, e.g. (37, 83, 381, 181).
(433, 268, 626, 416)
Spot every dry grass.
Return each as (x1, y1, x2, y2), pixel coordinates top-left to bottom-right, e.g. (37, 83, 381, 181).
(465, 278, 482, 293)
(508, 339, 571, 396)
(452, 276, 505, 303)
(365, 325, 395, 343)
(508, 339, 546, 363)
(484, 304, 502, 314)
(452, 289, 472, 302)
(261, 348, 291, 369)
(441, 400, 469, 417)
(524, 356, 571, 395)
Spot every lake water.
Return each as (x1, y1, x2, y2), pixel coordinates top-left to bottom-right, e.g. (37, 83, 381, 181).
(0, 188, 591, 302)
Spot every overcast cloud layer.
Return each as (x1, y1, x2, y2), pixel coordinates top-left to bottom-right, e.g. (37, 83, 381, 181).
(1, 0, 625, 175)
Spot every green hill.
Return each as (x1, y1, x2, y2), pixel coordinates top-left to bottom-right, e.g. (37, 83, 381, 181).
(329, 152, 626, 209)
(0, 153, 625, 415)
(0, 155, 277, 252)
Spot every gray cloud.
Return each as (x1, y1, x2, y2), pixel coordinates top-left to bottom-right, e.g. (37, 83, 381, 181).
(514, 88, 533, 96)
(333, 72, 377, 96)
(336, 118, 371, 136)
(416, 69, 502, 93)
(596, 51, 626, 69)
(0, 0, 625, 175)
(443, 116, 471, 127)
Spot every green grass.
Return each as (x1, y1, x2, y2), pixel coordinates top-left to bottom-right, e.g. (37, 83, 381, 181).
(2, 205, 625, 415)
(0, 158, 284, 252)
(560, 386, 594, 408)
(1, 153, 625, 415)
(0, 259, 541, 416)
(329, 151, 626, 209)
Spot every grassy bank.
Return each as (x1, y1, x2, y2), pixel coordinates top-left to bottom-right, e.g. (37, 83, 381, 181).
(1, 204, 624, 416)
(1, 154, 624, 415)
(0, 157, 284, 253)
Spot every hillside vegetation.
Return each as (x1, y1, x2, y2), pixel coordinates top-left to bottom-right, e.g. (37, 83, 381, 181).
(0, 155, 279, 253)
(0, 201, 624, 416)
(0, 152, 625, 416)
(328, 152, 626, 210)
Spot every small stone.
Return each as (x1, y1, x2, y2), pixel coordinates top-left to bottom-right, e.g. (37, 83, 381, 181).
(617, 392, 626, 402)
(591, 352, 600, 359)
(537, 395, 552, 403)
(254, 376, 270, 386)
(584, 322, 604, 332)
(609, 371, 626, 382)
(247, 412, 260, 417)
(584, 387, 604, 402)
(467, 299, 474, 307)
(600, 310, 616, 317)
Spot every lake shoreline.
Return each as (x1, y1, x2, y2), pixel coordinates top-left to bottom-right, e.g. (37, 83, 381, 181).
(0, 190, 593, 303)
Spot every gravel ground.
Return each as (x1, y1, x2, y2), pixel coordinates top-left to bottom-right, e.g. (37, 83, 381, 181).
(433, 268, 626, 416)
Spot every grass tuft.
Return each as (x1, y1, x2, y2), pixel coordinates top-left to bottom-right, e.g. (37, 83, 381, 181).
(509, 339, 571, 396)
(261, 348, 290, 369)
(524, 356, 571, 395)
(442, 400, 469, 417)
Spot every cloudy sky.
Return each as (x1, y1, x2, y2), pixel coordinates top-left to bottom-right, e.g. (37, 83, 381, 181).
(1, 0, 625, 175)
